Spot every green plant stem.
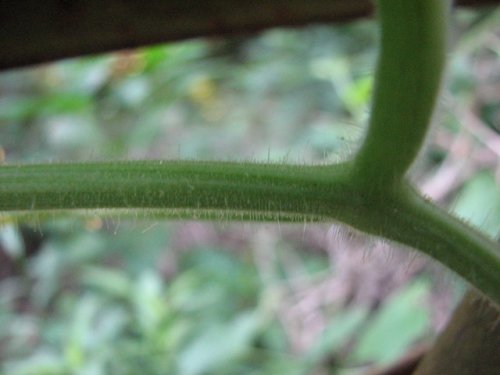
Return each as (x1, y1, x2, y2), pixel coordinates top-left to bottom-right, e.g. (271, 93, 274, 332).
(1, 161, 499, 304)
(353, 0, 448, 188)
(347, 185, 500, 307)
(0, 161, 354, 221)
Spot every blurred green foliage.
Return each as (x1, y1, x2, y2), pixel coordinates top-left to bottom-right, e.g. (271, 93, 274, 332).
(0, 8, 499, 375)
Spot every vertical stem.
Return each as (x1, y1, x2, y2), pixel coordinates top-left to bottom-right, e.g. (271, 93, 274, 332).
(353, 0, 448, 189)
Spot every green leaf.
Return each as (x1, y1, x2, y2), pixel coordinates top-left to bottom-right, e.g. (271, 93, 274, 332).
(350, 280, 430, 365)
(177, 312, 261, 375)
(304, 307, 368, 366)
(453, 171, 500, 238)
(81, 266, 131, 299)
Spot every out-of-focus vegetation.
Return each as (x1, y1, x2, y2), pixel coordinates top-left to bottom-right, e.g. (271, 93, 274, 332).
(0, 8, 499, 375)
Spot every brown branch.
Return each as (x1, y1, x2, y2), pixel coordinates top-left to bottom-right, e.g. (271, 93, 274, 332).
(1, 0, 499, 71)
(413, 290, 500, 375)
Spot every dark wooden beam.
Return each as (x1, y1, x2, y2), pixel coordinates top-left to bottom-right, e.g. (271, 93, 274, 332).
(413, 290, 499, 375)
(1, 0, 499, 71)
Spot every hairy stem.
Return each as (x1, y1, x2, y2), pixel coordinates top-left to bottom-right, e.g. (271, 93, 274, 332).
(1, 161, 499, 304)
(0, 161, 354, 221)
(345, 185, 500, 306)
(353, 0, 448, 188)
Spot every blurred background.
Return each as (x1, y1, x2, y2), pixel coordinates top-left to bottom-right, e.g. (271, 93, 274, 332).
(0, 7, 499, 375)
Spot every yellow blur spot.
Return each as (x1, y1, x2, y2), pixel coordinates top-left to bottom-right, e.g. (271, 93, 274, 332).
(0, 146, 5, 163)
(85, 217, 103, 231)
(0, 215, 15, 227)
(188, 76, 225, 122)
(189, 76, 217, 105)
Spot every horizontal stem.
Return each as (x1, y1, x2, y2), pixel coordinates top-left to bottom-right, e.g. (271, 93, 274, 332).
(1, 161, 498, 305)
(0, 161, 356, 221)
